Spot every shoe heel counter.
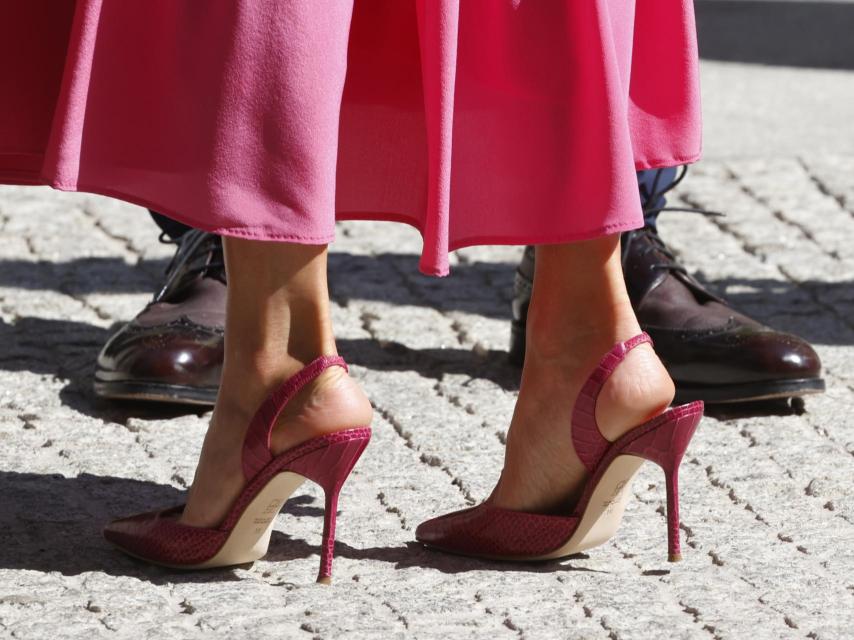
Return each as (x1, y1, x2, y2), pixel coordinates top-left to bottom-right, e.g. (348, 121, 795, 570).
(621, 401, 703, 471)
(287, 428, 371, 492)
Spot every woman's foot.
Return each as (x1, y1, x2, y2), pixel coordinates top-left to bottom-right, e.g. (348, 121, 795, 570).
(179, 364, 373, 528)
(491, 331, 675, 515)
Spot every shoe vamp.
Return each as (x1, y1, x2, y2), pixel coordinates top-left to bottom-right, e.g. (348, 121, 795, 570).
(416, 504, 578, 557)
(636, 275, 821, 384)
(104, 507, 228, 565)
(636, 275, 760, 332)
(650, 327, 821, 385)
(137, 278, 226, 329)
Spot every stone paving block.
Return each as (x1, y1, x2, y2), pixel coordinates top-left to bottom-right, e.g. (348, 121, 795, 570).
(683, 165, 854, 299)
(434, 373, 518, 444)
(354, 301, 463, 351)
(74, 193, 173, 262)
(362, 369, 506, 503)
(730, 158, 854, 264)
(334, 220, 425, 258)
(801, 155, 854, 218)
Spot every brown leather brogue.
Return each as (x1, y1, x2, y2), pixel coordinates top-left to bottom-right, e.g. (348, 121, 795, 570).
(509, 228, 825, 404)
(94, 230, 225, 405)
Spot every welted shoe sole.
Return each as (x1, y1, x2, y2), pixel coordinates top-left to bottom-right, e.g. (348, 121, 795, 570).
(93, 378, 218, 406)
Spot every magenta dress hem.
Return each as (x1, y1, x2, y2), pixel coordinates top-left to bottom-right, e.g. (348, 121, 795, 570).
(0, 147, 699, 277)
(0, 1, 702, 277)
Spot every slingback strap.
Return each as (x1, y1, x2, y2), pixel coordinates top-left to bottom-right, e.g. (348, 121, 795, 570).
(241, 355, 349, 480)
(571, 333, 653, 473)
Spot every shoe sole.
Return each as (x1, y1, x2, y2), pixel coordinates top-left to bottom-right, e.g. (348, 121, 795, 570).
(93, 379, 218, 406)
(111, 471, 307, 570)
(673, 377, 826, 404)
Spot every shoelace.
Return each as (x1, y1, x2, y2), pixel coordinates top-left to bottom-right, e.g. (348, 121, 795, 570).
(155, 230, 225, 301)
(622, 166, 724, 275)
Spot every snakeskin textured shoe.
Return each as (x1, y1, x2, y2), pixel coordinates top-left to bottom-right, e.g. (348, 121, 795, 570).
(103, 356, 371, 583)
(416, 333, 703, 562)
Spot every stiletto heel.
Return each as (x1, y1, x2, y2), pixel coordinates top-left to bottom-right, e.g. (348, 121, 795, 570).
(103, 356, 371, 581)
(287, 433, 372, 583)
(416, 332, 703, 562)
(620, 402, 700, 562)
(318, 491, 338, 584)
(665, 469, 682, 562)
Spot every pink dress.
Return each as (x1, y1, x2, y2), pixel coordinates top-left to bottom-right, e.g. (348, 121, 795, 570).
(0, 1, 701, 276)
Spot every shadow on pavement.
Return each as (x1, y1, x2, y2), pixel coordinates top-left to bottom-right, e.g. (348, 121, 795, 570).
(0, 251, 515, 319)
(264, 537, 608, 577)
(0, 471, 200, 579)
(0, 252, 849, 346)
(0, 257, 164, 295)
(0, 317, 206, 422)
(0, 244, 845, 423)
(703, 397, 808, 420)
(0, 315, 520, 421)
(686, 274, 854, 346)
(696, 0, 854, 70)
(0, 312, 841, 423)
(339, 337, 520, 390)
(0, 470, 605, 580)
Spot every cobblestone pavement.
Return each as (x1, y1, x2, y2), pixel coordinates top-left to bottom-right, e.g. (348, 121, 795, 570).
(0, 155, 852, 640)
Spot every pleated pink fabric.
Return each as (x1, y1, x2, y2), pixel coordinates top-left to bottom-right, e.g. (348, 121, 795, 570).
(0, 1, 701, 276)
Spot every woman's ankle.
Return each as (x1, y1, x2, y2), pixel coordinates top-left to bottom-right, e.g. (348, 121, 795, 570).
(216, 348, 332, 416)
(520, 322, 674, 441)
(221, 346, 370, 405)
(524, 288, 639, 356)
(215, 353, 372, 449)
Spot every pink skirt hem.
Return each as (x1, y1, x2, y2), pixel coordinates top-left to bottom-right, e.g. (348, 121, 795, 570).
(0, 1, 703, 276)
(0, 145, 701, 276)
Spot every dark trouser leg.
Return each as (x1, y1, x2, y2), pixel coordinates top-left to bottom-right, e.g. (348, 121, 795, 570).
(149, 209, 193, 241)
(636, 167, 679, 230)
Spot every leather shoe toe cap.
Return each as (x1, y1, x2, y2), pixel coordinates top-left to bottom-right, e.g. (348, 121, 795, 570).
(651, 325, 822, 386)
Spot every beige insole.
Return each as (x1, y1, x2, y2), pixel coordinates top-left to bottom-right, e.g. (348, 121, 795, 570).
(138, 472, 307, 570)
(532, 454, 647, 561)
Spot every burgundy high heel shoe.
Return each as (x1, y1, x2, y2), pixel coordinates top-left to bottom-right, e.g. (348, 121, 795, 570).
(415, 333, 703, 562)
(103, 356, 371, 583)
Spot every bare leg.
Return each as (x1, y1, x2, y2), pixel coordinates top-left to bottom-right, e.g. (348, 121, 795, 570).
(492, 235, 675, 513)
(180, 238, 372, 527)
